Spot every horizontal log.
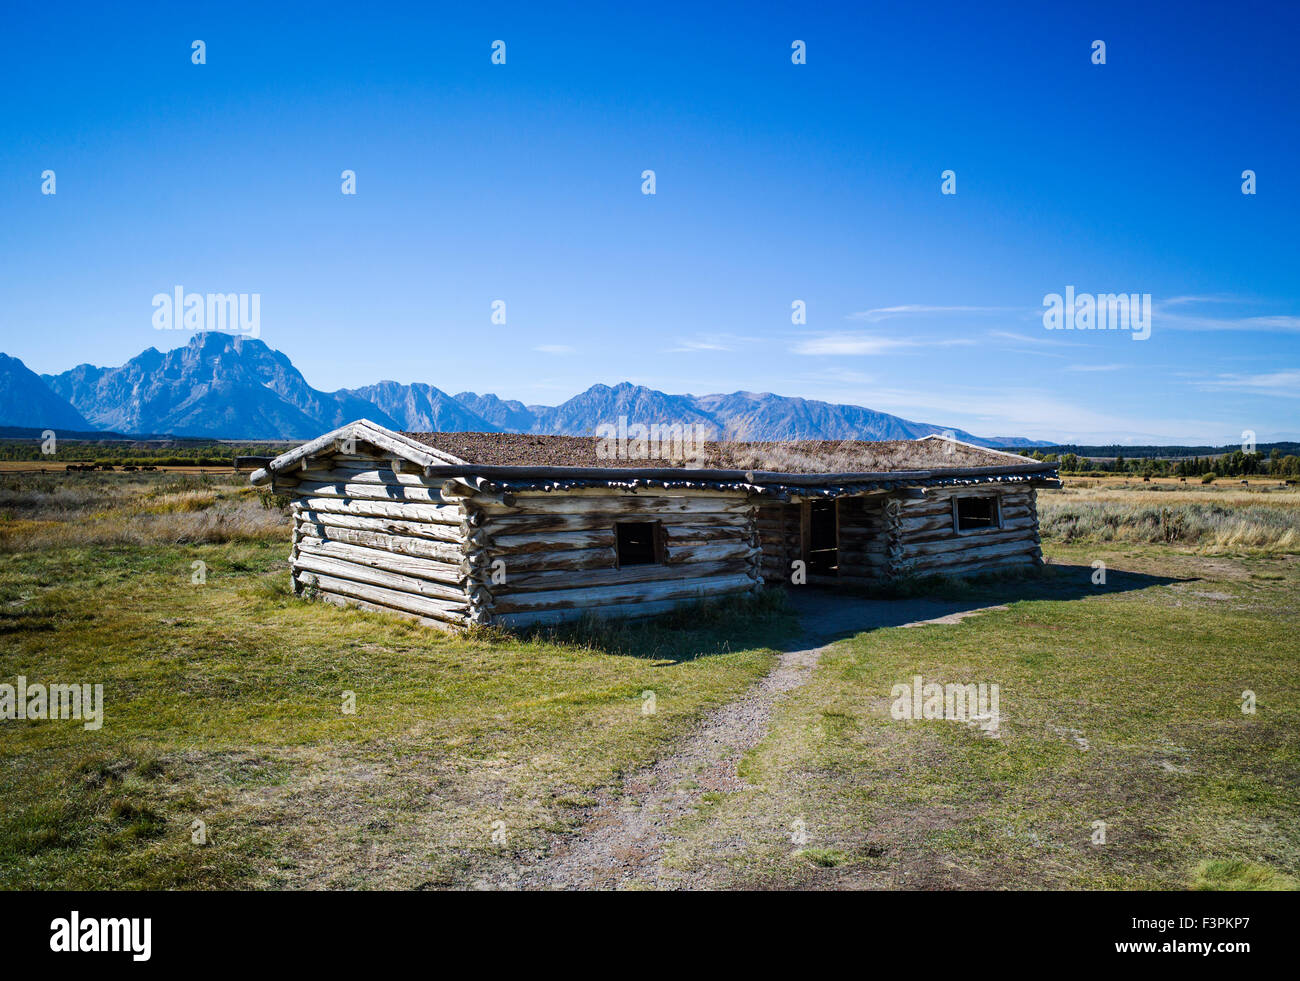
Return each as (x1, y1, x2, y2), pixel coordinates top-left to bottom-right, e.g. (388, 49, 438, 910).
(910, 485, 1031, 502)
(292, 495, 462, 524)
(294, 507, 465, 544)
(419, 460, 1054, 486)
(484, 511, 751, 535)
(476, 495, 755, 516)
(295, 521, 463, 563)
(298, 465, 437, 488)
(296, 536, 464, 587)
(903, 524, 1037, 551)
(662, 523, 752, 544)
(489, 529, 616, 554)
(466, 546, 616, 575)
(490, 572, 756, 614)
(903, 514, 1035, 544)
(903, 539, 1039, 569)
(492, 558, 746, 594)
(505, 487, 754, 500)
(293, 551, 472, 605)
(294, 479, 450, 504)
(294, 569, 469, 622)
(663, 541, 757, 565)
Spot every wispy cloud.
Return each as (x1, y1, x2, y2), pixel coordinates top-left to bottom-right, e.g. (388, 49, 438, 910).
(1065, 363, 1125, 372)
(988, 329, 1065, 346)
(666, 333, 757, 353)
(1154, 297, 1300, 333)
(533, 344, 577, 354)
(846, 304, 1009, 322)
(1200, 370, 1300, 397)
(792, 333, 974, 356)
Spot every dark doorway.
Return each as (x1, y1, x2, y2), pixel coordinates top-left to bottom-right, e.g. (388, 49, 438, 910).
(806, 499, 838, 575)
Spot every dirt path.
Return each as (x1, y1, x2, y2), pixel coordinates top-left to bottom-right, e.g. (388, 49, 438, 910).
(513, 591, 1007, 890)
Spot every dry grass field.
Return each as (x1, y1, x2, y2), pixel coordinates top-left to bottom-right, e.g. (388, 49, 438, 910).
(0, 471, 1296, 889)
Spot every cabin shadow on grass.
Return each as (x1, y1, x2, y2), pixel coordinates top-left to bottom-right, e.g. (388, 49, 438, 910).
(469, 560, 1186, 662)
(762, 560, 1187, 650)
(483, 587, 802, 664)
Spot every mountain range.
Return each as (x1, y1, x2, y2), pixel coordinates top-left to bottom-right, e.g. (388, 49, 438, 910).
(0, 333, 1051, 446)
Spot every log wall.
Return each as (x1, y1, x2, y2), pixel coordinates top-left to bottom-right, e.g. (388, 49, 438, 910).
(889, 485, 1041, 578)
(272, 449, 477, 631)
(473, 488, 762, 629)
(759, 485, 1040, 587)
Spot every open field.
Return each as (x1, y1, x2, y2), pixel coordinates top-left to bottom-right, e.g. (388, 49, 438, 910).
(1040, 481, 1300, 553)
(1, 472, 1297, 889)
(662, 543, 1300, 889)
(0, 461, 252, 475)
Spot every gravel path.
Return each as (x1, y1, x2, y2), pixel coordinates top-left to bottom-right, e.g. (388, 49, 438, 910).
(512, 590, 1005, 890)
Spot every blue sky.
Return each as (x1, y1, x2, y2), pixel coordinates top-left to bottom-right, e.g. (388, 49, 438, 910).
(2, 0, 1297, 443)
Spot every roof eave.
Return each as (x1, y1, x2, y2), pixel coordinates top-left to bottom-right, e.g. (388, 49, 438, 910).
(249, 419, 469, 486)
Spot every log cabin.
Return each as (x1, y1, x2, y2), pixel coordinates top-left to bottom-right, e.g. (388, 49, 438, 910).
(249, 420, 1060, 631)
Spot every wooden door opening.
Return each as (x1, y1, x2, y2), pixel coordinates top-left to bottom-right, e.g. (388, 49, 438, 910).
(805, 499, 839, 577)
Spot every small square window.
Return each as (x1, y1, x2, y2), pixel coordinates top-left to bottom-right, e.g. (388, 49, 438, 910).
(955, 496, 999, 532)
(616, 521, 661, 565)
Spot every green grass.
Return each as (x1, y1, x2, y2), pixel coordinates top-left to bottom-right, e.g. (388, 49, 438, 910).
(1192, 859, 1298, 891)
(662, 542, 1300, 890)
(4, 472, 1297, 890)
(0, 473, 797, 889)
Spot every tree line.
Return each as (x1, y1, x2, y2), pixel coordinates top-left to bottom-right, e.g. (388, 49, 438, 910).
(1020, 449, 1300, 478)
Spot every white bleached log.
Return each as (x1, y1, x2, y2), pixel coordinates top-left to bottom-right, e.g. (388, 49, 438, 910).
(663, 541, 757, 565)
(294, 495, 463, 524)
(294, 479, 448, 504)
(295, 536, 464, 587)
(900, 539, 1039, 569)
(293, 506, 465, 543)
(900, 528, 1038, 558)
(464, 546, 615, 576)
(294, 520, 463, 563)
(295, 570, 469, 623)
(293, 551, 472, 604)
